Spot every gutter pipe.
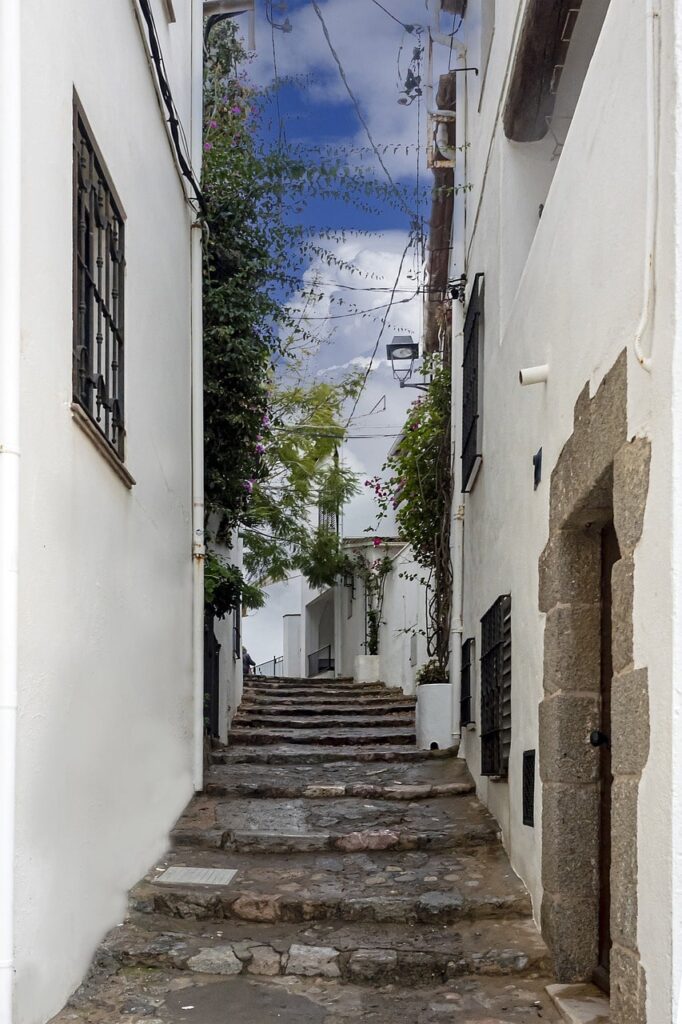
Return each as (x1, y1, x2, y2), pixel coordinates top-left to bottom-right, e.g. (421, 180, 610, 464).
(0, 0, 21, 1016)
(191, 0, 206, 791)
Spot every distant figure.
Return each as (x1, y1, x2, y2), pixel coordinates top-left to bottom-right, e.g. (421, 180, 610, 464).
(242, 646, 256, 676)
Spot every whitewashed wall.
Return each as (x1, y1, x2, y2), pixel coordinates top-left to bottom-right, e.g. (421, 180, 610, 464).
(212, 534, 244, 741)
(378, 545, 428, 695)
(450, 1, 676, 1018)
(14, 2, 197, 1021)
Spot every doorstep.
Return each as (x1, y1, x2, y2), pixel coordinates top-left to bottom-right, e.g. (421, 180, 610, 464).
(547, 983, 610, 1024)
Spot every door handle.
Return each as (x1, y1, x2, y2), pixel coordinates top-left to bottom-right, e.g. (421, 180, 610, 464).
(590, 730, 610, 748)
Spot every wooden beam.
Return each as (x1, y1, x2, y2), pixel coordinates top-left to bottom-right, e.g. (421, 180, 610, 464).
(503, 0, 583, 142)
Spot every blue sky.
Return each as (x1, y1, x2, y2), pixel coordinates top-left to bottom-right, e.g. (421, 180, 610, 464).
(232, 0, 449, 660)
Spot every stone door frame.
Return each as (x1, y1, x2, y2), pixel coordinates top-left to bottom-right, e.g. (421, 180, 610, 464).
(538, 351, 650, 1023)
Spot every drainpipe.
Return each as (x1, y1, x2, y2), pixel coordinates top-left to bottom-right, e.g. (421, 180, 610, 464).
(0, 0, 20, 1016)
(450, 306, 465, 749)
(191, 0, 206, 791)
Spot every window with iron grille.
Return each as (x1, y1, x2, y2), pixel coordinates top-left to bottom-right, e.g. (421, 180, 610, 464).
(462, 273, 484, 491)
(73, 98, 126, 459)
(460, 637, 475, 727)
(523, 749, 536, 827)
(318, 506, 339, 533)
(480, 594, 512, 777)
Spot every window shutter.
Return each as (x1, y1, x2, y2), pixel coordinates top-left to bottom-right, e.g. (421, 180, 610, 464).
(461, 273, 484, 490)
(460, 637, 475, 727)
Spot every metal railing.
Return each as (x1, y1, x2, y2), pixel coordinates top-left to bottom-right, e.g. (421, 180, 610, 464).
(307, 645, 334, 677)
(254, 655, 284, 677)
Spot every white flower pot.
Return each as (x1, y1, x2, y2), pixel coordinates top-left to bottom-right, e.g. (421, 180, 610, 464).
(355, 654, 380, 684)
(416, 682, 453, 750)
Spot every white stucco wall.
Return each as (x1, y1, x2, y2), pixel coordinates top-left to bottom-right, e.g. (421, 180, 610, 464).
(14, 3, 198, 1022)
(378, 545, 428, 695)
(450, 1, 676, 1018)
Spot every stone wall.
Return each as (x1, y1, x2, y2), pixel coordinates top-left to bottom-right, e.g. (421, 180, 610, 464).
(538, 351, 651, 1022)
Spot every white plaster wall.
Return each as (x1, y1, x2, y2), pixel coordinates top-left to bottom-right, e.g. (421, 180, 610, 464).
(14, 3, 197, 1021)
(212, 535, 244, 740)
(283, 615, 302, 676)
(452, 1, 675, 1017)
(378, 545, 428, 695)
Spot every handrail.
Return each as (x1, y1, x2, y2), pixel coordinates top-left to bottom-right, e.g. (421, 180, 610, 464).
(307, 645, 335, 677)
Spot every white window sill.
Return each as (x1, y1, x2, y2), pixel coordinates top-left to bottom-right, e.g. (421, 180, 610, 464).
(71, 402, 136, 489)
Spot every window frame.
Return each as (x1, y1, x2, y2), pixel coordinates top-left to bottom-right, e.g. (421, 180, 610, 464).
(72, 93, 127, 465)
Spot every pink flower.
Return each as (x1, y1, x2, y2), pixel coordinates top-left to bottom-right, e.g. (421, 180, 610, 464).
(209, 119, 218, 129)
(373, 537, 382, 548)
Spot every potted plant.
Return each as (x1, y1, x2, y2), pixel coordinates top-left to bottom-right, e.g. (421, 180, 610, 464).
(415, 659, 453, 751)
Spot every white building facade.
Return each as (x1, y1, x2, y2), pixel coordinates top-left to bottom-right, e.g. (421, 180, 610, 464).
(428, 1, 681, 1020)
(0, 2, 206, 1021)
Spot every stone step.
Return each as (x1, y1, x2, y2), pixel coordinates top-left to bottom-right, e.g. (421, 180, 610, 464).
(232, 713, 415, 730)
(130, 846, 532, 926)
(243, 684, 398, 699)
(172, 793, 496, 855)
(228, 726, 417, 747)
(99, 912, 551, 986)
(253, 676, 355, 686)
(240, 697, 416, 712)
(204, 758, 474, 800)
(50, 967, 562, 1024)
(211, 744, 459, 765)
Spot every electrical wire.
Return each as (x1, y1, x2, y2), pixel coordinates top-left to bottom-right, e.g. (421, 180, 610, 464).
(137, 0, 205, 215)
(310, 0, 415, 220)
(369, 0, 417, 31)
(289, 292, 418, 320)
(345, 232, 415, 427)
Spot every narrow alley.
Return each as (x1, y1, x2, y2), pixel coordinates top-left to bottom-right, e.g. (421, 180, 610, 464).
(51, 676, 563, 1024)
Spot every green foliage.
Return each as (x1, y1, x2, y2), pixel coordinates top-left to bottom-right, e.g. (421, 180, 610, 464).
(351, 549, 393, 655)
(205, 551, 265, 619)
(416, 659, 449, 686)
(368, 357, 453, 670)
(296, 528, 351, 591)
(202, 25, 374, 604)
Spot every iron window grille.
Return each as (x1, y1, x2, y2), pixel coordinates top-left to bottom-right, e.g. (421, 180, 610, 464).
(318, 506, 339, 534)
(460, 637, 475, 727)
(523, 749, 536, 827)
(480, 594, 512, 777)
(462, 273, 484, 491)
(73, 97, 126, 459)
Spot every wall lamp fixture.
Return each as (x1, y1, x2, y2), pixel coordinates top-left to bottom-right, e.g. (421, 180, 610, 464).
(386, 336, 429, 391)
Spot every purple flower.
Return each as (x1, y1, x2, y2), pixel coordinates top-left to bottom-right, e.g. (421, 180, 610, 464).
(243, 480, 254, 494)
(209, 119, 218, 129)
(231, 105, 242, 116)
(255, 443, 266, 455)
(204, 141, 213, 152)
(262, 413, 271, 428)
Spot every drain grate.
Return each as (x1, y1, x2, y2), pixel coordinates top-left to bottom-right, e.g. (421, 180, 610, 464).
(153, 866, 238, 887)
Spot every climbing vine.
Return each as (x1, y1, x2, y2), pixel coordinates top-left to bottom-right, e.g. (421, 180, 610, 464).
(369, 356, 453, 674)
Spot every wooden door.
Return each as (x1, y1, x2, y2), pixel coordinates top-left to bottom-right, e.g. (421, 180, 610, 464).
(594, 522, 620, 992)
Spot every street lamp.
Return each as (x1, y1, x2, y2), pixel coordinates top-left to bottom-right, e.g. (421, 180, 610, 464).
(386, 336, 429, 391)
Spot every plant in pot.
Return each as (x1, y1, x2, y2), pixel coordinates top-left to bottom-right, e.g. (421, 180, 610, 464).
(416, 659, 449, 686)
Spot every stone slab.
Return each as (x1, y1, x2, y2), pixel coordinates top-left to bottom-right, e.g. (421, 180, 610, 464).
(547, 983, 610, 1023)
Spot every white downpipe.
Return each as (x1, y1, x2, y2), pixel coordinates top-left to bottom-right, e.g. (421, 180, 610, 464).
(191, 0, 206, 792)
(450, 306, 465, 748)
(634, 1, 661, 373)
(0, 0, 21, 1016)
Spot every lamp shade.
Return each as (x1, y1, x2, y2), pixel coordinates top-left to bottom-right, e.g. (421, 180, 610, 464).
(387, 337, 419, 363)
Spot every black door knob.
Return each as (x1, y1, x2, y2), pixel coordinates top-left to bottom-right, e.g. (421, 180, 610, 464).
(590, 730, 610, 748)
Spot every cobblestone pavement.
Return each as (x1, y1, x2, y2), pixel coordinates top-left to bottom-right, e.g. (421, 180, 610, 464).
(50, 676, 560, 1023)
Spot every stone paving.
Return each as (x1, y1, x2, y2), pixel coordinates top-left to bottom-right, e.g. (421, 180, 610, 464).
(50, 675, 560, 1023)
